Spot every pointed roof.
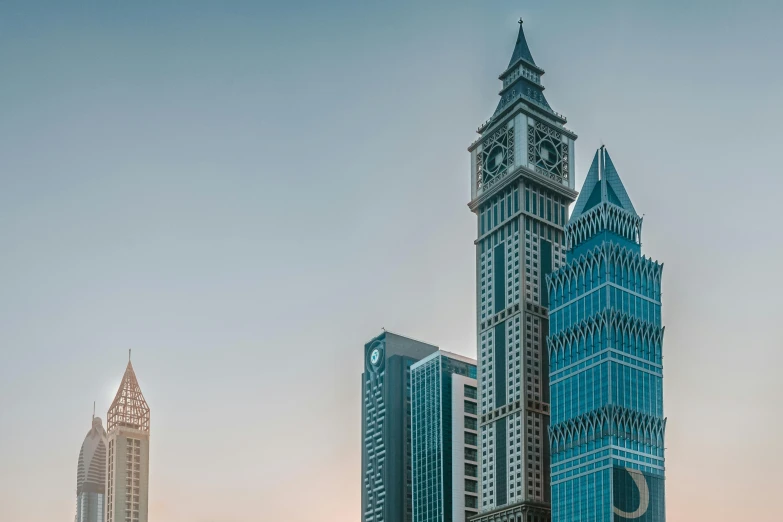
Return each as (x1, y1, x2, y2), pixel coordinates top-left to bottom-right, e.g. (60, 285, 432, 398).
(107, 360, 150, 433)
(494, 20, 552, 115)
(507, 19, 538, 69)
(571, 147, 637, 221)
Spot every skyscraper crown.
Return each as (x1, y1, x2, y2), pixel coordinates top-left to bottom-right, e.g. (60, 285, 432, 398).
(76, 416, 107, 495)
(492, 20, 564, 123)
(571, 147, 637, 220)
(107, 360, 150, 432)
(506, 19, 538, 68)
(566, 147, 642, 255)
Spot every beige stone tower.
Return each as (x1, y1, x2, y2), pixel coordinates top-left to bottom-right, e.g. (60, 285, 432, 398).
(105, 356, 150, 522)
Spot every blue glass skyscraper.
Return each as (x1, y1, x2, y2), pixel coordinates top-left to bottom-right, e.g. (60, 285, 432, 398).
(547, 147, 666, 521)
(411, 351, 479, 522)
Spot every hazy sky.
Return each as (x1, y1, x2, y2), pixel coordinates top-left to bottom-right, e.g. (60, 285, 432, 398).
(2, 1, 783, 521)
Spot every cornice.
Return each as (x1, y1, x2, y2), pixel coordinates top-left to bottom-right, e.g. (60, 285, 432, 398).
(470, 499, 550, 522)
(468, 164, 578, 214)
(499, 57, 545, 79)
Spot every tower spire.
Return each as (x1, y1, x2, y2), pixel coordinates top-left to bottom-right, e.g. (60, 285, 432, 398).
(507, 17, 537, 68)
(107, 356, 150, 433)
(493, 20, 555, 118)
(570, 147, 637, 222)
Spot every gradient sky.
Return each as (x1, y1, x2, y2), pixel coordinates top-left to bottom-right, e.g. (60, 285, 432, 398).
(2, 1, 782, 521)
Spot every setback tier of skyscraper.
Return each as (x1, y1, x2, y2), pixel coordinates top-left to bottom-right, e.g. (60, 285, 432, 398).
(547, 147, 666, 522)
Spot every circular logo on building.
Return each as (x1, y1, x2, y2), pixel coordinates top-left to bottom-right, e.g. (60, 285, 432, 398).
(367, 340, 385, 372)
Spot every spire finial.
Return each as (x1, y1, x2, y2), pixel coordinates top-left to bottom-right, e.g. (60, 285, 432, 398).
(92, 401, 95, 421)
(518, 17, 523, 25)
(129, 349, 131, 363)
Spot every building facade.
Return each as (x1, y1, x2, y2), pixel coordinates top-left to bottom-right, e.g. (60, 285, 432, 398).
(362, 331, 439, 522)
(75, 415, 108, 522)
(547, 147, 666, 521)
(467, 22, 578, 522)
(105, 359, 151, 522)
(411, 351, 479, 522)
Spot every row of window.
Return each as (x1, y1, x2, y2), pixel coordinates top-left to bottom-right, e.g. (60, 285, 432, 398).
(479, 413, 547, 506)
(476, 184, 572, 510)
(550, 361, 664, 424)
(549, 257, 660, 308)
(478, 182, 570, 237)
(550, 284, 662, 332)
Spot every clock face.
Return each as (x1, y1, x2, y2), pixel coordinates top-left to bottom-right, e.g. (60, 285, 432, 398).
(484, 145, 506, 175)
(370, 348, 381, 366)
(536, 138, 559, 169)
(477, 126, 514, 191)
(528, 122, 568, 182)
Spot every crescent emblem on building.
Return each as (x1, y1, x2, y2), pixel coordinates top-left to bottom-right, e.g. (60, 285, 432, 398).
(613, 468, 650, 519)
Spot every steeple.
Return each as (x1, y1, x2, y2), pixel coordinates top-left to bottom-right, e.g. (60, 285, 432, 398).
(469, 20, 576, 205)
(508, 18, 537, 68)
(570, 146, 637, 222)
(565, 146, 643, 257)
(494, 19, 553, 116)
(107, 359, 150, 433)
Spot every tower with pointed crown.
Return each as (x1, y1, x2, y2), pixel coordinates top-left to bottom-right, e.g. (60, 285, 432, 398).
(105, 358, 151, 522)
(76, 414, 108, 522)
(467, 21, 578, 522)
(547, 148, 666, 521)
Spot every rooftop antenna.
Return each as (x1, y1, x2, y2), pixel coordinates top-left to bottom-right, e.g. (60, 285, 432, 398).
(92, 401, 95, 422)
(599, 141, 605, 181)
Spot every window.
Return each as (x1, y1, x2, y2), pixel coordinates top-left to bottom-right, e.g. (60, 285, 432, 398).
(465, 448, 478, 462)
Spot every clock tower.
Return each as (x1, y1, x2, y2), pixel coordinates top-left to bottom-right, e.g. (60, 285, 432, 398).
(467, 21, 577, 522)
